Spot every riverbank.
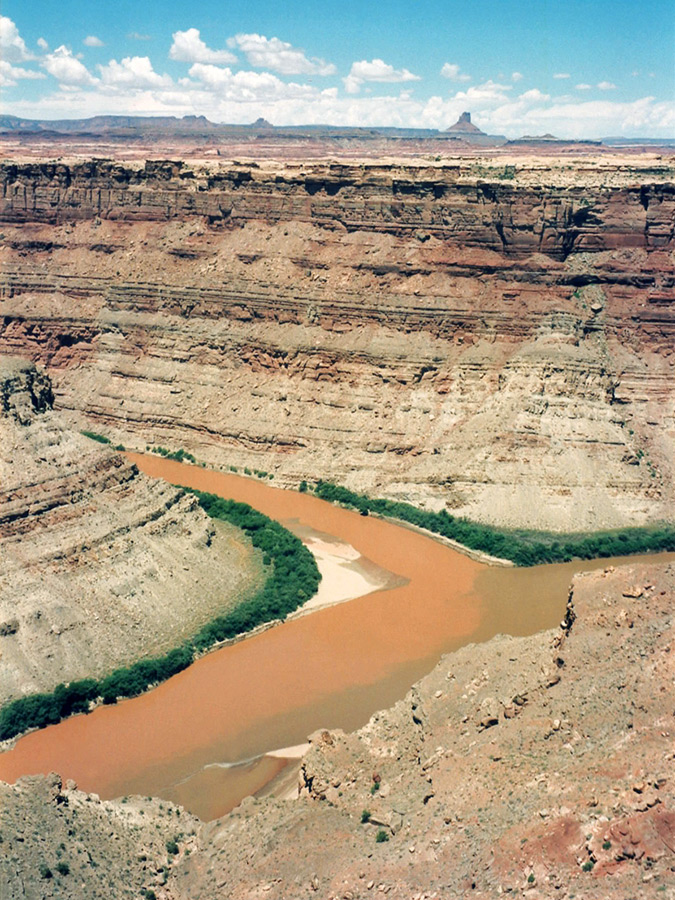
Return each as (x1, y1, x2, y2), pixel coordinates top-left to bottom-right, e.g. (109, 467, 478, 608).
(2, 452, 673, 821)
(311, 480, 675, 566)
(0, 489, 321, 743)
(135, 444, 675, 567)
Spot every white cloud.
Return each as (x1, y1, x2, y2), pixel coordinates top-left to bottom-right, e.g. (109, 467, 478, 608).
(511, 71, 523, 82)
(519, 88, 550, 102)
(344, 58, 420, 94)
(576, 83, 591, 90)
(37, 37, 48, 51)
(0, 16, 33, 62)
(553, 73, 570, 79)
(188, 63, 319, 101)
(452, 79, 512, 105)
(440, 62, 471, 82)
(99, 56, 172, 89)
(597, 81, 616, 90)
(0, 59, 46, 88)
(83, 35, 104, 48)
(169, 28, 236, 64)
(42, 45, 98, 86)
(518, 96, 674, 136)
(228, 33, 336, 76)
(128, 32, 151, 41)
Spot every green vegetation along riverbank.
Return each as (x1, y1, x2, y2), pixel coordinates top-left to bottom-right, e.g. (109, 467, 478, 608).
(310, 481, 675, 566)
(0, 491, 320, 742)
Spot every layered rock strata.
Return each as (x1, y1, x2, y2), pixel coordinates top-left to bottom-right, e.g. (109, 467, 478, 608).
(0, 156, 673, 529)
(3, 558, 673, 899)
(0, 359, 263, 705)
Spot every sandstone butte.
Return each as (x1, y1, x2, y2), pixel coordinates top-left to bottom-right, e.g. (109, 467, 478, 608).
(0, 141, 673, 899)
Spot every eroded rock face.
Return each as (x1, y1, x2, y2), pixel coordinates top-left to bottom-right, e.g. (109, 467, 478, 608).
(0, 359, 263, 705)
(0, 156, 673, 529)
(0, 774, 200, 899)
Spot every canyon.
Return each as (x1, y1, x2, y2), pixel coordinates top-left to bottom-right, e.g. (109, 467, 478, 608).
(0, 140, 674, 900)
(0, 151, 673, 530)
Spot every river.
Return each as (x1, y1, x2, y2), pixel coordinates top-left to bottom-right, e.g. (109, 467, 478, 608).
(0, 454, 669, 820)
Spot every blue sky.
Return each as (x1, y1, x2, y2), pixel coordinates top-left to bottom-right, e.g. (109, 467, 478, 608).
(2, 1, 673, 137)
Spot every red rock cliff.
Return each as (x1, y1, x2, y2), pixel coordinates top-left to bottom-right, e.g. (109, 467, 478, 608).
(0, 156, 673, 529)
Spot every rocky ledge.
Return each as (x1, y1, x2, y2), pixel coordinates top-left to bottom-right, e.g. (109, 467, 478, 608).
(0, 360, 263, 706)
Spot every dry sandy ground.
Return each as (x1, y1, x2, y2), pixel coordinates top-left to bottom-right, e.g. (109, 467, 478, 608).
(291, 526, 404, 615)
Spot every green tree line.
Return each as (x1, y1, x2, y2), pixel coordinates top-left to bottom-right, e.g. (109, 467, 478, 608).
(311, 481, 675, 566)
(0, 491, 320, 742)
(150, 446, 197, 464)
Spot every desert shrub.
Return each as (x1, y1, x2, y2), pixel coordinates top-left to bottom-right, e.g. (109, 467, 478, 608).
(80, 431, 110, 444)
(0, 692, 60, 740)
(98, 644, 193, 705)
(53, 680, 98, 716)
(150, 446, 196, 464)
(375, 830, 389, 843)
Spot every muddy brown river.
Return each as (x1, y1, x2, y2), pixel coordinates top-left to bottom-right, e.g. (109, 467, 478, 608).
(1, 454, 670, 820)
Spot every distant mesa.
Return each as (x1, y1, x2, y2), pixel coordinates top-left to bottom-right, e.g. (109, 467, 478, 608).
(0, 111, 635, 147)
(508, 132, 564, 144)
(446, 111, 486, 135)
(0, 112, 507, 145)
(506, 132, 602, 147)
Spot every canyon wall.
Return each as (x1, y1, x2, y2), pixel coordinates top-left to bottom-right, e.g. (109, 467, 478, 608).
(0, 359, 263, 705)
(1, 156, 673, 529)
